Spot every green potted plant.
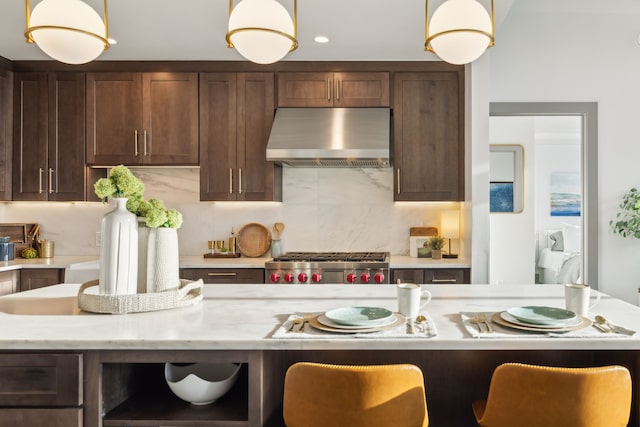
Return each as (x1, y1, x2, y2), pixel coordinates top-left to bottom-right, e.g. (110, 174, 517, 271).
(428, 235, 445, 260)
(610, 188, 640, 239)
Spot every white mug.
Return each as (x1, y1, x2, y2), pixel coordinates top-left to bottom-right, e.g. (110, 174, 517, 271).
(397, 282, 432, 319)
(564, 283, 600, 316)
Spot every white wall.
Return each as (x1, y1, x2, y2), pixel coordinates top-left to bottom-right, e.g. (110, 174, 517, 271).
(490, 0, 640, 303)
(488, 117, 535, 284)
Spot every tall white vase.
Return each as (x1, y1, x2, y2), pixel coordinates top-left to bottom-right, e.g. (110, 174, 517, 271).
(99, 198, 138, 295)
(147, 227, 180, 293)
(137, 218, 150, 293)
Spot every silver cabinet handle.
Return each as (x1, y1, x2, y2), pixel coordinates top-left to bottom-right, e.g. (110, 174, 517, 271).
(143, 130, 148, 156)
(38, 168, 44, 194)
(207, 272, 237, 277)
(48, 168, 54, 194)
(238, 168, 243, 194)
(336, 79, 341, 101)
(134, 130, 139, 155)
(432, 279, 457, 283)
(327, 78, 331, 101)
(396, 168, 401, 194)
(229, 168, 233, 194)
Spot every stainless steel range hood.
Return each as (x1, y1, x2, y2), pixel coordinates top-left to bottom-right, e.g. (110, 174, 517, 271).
(266, 108, 391, 167)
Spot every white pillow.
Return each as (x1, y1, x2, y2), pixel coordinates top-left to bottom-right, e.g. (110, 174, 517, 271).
(561, 223, 581, 253)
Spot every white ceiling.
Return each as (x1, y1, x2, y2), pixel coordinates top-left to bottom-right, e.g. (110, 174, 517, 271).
(0, 0, 514, 62)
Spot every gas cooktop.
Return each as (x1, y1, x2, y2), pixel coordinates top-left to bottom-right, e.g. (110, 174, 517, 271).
(272, 252, 388, 262)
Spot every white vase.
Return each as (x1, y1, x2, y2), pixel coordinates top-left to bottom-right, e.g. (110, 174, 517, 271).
(99, 198, 138, 295)
(147, 227, 180, 293)
(137, 217, 150, 293)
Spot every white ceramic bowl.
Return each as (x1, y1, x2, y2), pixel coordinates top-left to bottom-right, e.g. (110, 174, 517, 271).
(164, 362, 242, 405)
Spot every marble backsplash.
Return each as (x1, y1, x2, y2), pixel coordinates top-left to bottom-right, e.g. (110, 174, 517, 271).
(0, 167, 460, 257)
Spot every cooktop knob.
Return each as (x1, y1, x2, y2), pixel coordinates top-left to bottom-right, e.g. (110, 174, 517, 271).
(374, 272, 385, 283)
(360, 272, 371, 283)
(298, 273, 308, 283)
(311, 273, 322, 283)
(270, 273, 281, 283)
(346, 273, 357, 283)
(284, 273, 295, 283)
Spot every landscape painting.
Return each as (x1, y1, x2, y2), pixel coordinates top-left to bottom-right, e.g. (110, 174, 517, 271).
(550, 172, 581, 216)
(490, 182, 514, 213)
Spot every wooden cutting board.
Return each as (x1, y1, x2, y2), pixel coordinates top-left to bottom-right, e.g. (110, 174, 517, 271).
(236, 222, 272, 257)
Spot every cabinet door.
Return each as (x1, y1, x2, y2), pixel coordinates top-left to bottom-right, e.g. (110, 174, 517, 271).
(142, 73, 198, 165)
(393, 72, 464, 201)
(0, 69, 11, 201)
(333, 72, 389, 107)
(86, 72, 142, 165)
(0, 270, 18, 296)
(237, 72, 281, 201)
(277, 72, 333, 107)
(199, 73, 237, 201)
(19, 268, 63, 292)
(12, 72, 48, 201)
(48, 72, 86, 201)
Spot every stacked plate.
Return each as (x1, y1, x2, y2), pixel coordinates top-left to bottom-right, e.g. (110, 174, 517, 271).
(311, 306, 404, 333)
(496, 306, 589, 332)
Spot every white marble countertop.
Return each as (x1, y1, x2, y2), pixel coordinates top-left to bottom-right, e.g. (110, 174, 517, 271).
(0, 283, 638, 351)
(389, 256, 470, 268)
(0, 256, 99, 272)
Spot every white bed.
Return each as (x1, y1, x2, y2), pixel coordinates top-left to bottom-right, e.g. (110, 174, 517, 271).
(536, 225, 582, 284)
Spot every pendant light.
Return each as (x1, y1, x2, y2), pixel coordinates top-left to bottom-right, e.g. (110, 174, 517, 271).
(425, 0, 494, 65)
(226, 0, 298, 65)
(24, 0, 111, 64)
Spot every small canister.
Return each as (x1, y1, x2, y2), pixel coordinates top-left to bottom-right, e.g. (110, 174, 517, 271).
(38, 240, 54, 258)
(0, 237, 14, 261)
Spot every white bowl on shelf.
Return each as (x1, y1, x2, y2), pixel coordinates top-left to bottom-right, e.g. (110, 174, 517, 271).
(164, 362, 242, 405)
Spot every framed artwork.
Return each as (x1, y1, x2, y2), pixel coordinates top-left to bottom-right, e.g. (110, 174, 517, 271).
(550, 172, 581, 216)
(489, 145, 524, 213)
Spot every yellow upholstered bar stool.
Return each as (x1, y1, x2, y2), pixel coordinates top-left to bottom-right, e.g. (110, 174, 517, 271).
(472, 363, 632, 427)
(283, 362, 428, 427)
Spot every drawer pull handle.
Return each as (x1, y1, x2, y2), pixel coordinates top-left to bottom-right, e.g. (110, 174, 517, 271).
(432, 278, 457, 283)
(207, 272, 237, 277)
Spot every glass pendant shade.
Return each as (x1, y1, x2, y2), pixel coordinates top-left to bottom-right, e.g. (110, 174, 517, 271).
(227, 0, 297, 65)
(26, 0, 109, 64)
(426, 0, 493, 65)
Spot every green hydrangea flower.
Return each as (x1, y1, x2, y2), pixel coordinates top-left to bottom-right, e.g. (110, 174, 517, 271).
(165, 209, 183, 229)
(145, 208, 169, 228)
(93, 165, 145, 203)
(94, 178, 117, 201)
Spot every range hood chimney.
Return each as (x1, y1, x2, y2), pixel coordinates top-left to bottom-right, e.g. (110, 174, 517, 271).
(266, 108, 391, 167)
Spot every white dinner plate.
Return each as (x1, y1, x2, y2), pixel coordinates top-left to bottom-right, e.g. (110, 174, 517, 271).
(506, 306, 577, 326)
(325, 306, 394, 327)
(317, 313, 398, 330)
(500, 311, 582, 329)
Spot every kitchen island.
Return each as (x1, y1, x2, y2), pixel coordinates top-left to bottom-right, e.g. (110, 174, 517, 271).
(0, 284, 638, 426)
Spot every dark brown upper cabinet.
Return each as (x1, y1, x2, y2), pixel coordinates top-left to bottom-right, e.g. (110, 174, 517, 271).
(200, 72, 281, 202)
(277, 71, 389, 107)
(0, 69, 11, 201)
(393, 71, 464, 201)
(12, 72, 87, 201)
(86, 72, 199, 166)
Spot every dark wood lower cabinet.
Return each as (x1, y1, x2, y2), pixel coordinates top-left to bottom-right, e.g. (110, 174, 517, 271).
(0, 353, 82, 426)
(19, 268, 63, 292)
(181, 268, 265, 284)
(0, 270, 18, 295)
(392, 268, 470, 284)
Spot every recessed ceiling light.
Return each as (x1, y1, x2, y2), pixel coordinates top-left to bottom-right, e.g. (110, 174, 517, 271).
(314, 36, 329, 44)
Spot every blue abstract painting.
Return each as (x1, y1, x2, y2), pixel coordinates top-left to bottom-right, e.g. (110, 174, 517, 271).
(550, 172, 581, 216)
(490, 182, 514, 212)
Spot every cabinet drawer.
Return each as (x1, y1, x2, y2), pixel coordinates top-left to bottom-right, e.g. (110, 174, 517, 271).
(181, 268, 265, 284)
(0, 353, 82, 406)
(0, 408, 82, 426)
(425, 269, 467, 284)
